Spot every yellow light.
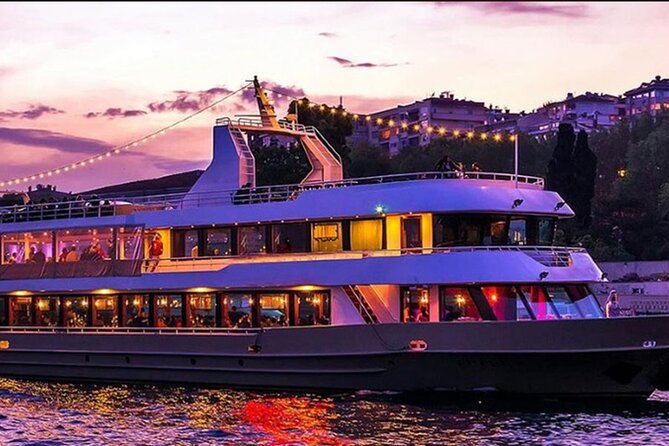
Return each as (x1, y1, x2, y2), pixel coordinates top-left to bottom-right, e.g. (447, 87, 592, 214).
(509, 134, 516, 142)
(249, 298, 254, 305)
(319, 105, 326, 111)
(65, 301, 72, 307)
(453, 130, 461, 137)
(413, 124, 420, 131)
(82, 299, 88, 308)
(401, 122, 408, 129)
(352, 114, 359, 119)
(427, 126, 434, 134)
(308, 102, 315, 108)
(11, 290, 30, 296)
(456, 296, 465, 305)
(491, 294, 498, 302)
(342, 111, 348, 117)
(493, 133, 502, 142)
(376, 118, 383, 125)
(94, 288, 116, 295)
(388, 119, 395, 127)
(466, 131, 474, 139)
(296, 285, 318, 291)
(617, 168, 627, 178)
(330, 108, 336, 115)
(39, 173, 44, 178)
(480, 132, 488, 140)
(188, 287, 214, 293)
(297, 99, 304, 105)
(365, 116, 371, 122)
(30, 176, 36, 180)
(438, 127, 446, 135)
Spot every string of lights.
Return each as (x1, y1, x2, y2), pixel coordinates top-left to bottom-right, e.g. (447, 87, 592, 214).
(263, 87, 517, 142)
(1, 83, 252, 189)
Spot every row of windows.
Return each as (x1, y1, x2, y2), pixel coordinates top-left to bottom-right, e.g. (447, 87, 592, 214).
(0, 291, 331, 329)
(400, 284, 602, 322)
(433, 215, 556, 247)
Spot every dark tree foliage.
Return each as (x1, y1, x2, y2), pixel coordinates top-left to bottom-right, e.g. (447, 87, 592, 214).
(250, 137, 310, 186)
(572, 130, 597, 227)
(546, 123, 576, 205)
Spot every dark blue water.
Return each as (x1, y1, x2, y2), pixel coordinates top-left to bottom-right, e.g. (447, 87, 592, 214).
(0, 379, 668, 445)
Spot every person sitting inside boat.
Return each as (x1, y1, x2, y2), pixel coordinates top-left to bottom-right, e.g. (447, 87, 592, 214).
(416, 306, 430, 322)
(130, 309, 149, 327)
(434, 154, 462, 178)
(605, 290, 621, 318)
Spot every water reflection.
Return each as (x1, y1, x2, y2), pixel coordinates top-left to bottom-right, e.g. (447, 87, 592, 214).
(0, 379, 667, 445)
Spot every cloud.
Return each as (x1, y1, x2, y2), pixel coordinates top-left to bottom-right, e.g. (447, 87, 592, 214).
(328, 56, 406, 68)
(318, 32, 338, 38)
(240, 80, 306, 106)
(0, 127, 112, 155)
(85, 108, 148, 119)
(148, 86, 234, 113)
(433, 2, 589, 18)
(0, 104, 65, 120)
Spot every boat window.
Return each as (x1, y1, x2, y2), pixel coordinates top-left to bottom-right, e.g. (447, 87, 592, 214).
(259, 293, 289, 327)
(186, 293, 216, 327)
(35, 297, 60, 327)
(544, 286, 586, 319)
(401, 217, 422, 250)
(172, 229, 199, 258)
(401, 286, 430, 322)
(154, 294, 183, 327)
(2, 231, 53, 264)
(204, 228, 232, 256)
(92, 296, 118, 327)
(122, 294, 150, 327)
(271, 223, 309, 253)
(0, 297, 6, 325)
(9, 297, 32, 326)
(439, 287, 482, 321)
(518, 286, 559, 320)
(535, 218, 556, 246)
(63, 296, 89, 327)
(566, 285, 603, 318)
(238, 226, 266, 255)
(508, 218, 527, 245)
(480, 286, 526, 321)
(433, 215, 556, 247)
(56, 228, 113, 262)
(221, 293, 253, 328)
(350, 219, 383, 251)
(295, 292, 330, 326)
(312, 222, 342, 252)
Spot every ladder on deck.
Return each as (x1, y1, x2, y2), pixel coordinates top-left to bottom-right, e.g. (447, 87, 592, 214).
(343, 285, 379, 324)
(300, 132, 343, 183)
(230, 127, 256, 187)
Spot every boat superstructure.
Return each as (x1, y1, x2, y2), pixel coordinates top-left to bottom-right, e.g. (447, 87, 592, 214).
(0, 79, 667, 399)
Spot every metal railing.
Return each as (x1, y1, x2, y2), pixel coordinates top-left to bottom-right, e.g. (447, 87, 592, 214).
(0, 170, 545, 224)
(0, 326, 260, 335)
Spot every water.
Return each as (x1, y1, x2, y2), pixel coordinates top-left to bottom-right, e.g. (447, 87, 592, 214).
(0, 379, 668, 445)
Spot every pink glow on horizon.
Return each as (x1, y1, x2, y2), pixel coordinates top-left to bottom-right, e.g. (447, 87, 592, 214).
(1, 2, 668, 191)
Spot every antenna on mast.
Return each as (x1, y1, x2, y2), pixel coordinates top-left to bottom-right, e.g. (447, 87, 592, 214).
(247, 75, 279, 129)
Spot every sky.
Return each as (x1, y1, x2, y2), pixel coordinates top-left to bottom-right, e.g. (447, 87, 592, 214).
(1, 2, 668, 192)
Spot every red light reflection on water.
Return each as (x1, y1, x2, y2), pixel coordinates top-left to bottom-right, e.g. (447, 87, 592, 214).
(239, 396, 351, 445)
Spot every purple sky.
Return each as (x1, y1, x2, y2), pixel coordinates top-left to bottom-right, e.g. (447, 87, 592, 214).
(1, 2, 668, 191)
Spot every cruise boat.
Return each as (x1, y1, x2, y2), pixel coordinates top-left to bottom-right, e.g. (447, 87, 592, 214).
(0, 79, 668, 400)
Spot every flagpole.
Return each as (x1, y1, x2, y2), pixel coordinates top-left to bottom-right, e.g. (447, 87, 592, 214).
(514, 131, 519, 188)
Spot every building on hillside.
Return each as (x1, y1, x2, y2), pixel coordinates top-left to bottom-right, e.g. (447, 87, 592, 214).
(517, 92, 625, 137)
(624, 75, 669, 118)
(348, 93, 488, 156)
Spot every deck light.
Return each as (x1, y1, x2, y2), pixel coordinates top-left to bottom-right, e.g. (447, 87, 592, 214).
(554, 201, 566, 211)
(539, 271, 549, 280)
(601, 272, 609, 280)
(512, 198, 524, 209)
(375, 204, 386, 214)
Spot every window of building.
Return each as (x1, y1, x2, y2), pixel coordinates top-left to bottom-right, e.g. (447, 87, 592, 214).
(439, 287, 481, 321)
(271, 223, 309, 253)
(63, 296, 89, 327)
(92, 296, 118, 327)
(186, 293, 216, 327)
(154, 294, 183, 327)
(312, 222, 343, 252)
(123, 294, 150, 327)
(294, 292, 330, 326)
(221, 293, 253, 328)
(350, 219, 383, 251)
(9, 297, 32, 326)
(518, 286, 559, 320)
(35, 296, 59, 326)
(401, 286, 430, 322)
(204, 228, 232, 256)
(238, 226, 266, 255)
(172, 229, 199, 258)
(259, 293, 289, 327)
(2, 231, 53, 264)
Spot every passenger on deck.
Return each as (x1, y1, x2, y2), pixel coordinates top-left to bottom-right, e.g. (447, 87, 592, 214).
(417, 306, 430, 322)
(65, 246, 79, 262)
(7, 252, 17, 264)
(27, 247, 36, 264)
(58, 248, 68, 262)
(605, 290, 621, 318)
(33, 247, 46, 264)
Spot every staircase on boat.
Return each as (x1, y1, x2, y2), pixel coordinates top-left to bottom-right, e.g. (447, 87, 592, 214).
(343, 285, 380, 324)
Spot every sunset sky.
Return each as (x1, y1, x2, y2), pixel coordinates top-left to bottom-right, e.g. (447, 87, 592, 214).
(1, 2, 668, 192)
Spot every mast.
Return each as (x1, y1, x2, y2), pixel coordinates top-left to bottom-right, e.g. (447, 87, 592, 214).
(251, 75, 280, 129)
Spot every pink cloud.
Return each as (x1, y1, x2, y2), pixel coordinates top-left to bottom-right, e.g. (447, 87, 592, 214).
(328, 56, 407, 68)
(85, 108, 147, 119)
(148, 86, 234, 113)
(0, 104, 65, 120)
(433, 2, 589, 18)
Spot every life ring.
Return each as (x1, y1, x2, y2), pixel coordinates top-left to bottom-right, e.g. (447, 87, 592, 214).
(409, 339, 428, 351)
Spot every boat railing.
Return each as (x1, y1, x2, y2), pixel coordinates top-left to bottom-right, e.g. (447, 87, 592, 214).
(216, 117, 318, 135)
(0, 170, 545, 224)
(0, 326, 261, 335)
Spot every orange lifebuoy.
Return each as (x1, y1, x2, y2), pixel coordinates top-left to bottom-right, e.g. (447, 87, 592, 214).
(409, 339, 428, 351)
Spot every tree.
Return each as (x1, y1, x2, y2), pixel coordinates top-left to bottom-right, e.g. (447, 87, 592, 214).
(250, 137, 310, 186)
(572, 130, 597, 227)
(546, 123, 576, 205)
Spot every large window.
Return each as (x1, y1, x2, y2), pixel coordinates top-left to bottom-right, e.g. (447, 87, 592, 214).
(238, 226, 266, 255)
(92, 296, 118, 327)
(439, 287, 482, 321)
(186, 293, 216, 327)
(172, 229, 199, 258)
(204, 228, 232, 256)
(518, 286, 559, 320)
(295, 292, 330, 325)
(154, 294, 183, 327)
(259, 293, 289, 327)
(123, 294, 150, 327)
(2, 231, 53, 264)
(312, 222, 342, 252)
(221, 293, 253, 328)
(565, 285, 603, 318)
(271, 223, 309, 253)
(480, 286, 528, 321)
(56, 228, 113, 262)
(401, 286, 430, 322)
(9, 297, 32, 326)
(35, 296, 59, 326)
(63, 296, 89, 327)
(433, 215, 557, 247)
(350, 219, 383, 251)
